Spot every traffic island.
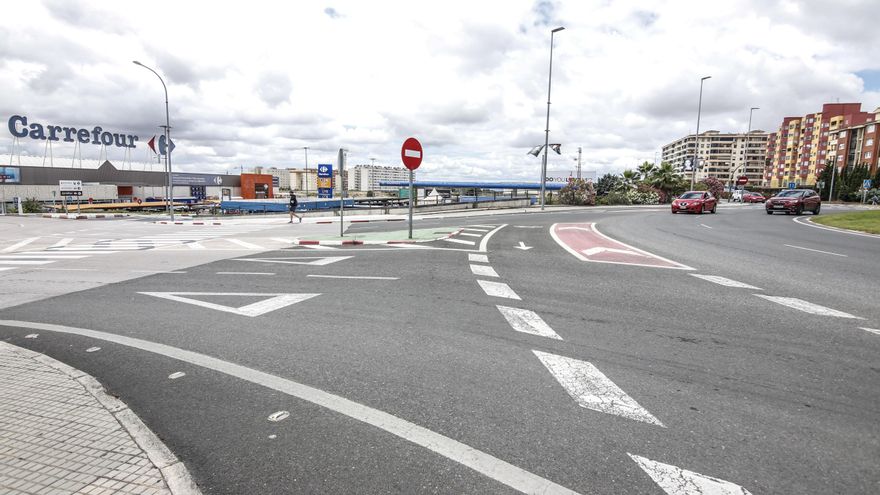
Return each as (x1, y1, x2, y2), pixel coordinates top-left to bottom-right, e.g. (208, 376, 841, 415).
(811, 210, 880, 234)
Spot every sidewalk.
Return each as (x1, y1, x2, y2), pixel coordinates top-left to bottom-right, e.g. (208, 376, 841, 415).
(0, 341, 199, 495)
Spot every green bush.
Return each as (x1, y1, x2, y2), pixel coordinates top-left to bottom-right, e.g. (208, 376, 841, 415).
(625, 189, 659, 205)
(604, 192, 632, 205)
(22, 197, 43, 213)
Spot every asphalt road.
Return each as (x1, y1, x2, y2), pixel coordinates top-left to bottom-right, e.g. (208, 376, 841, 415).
(1, 204, 878, 494)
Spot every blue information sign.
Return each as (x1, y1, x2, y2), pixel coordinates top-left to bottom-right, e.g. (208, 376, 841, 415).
(317, 164, 333, 198)
(863, 179, 872, 189)
(788, 182, 796, 189)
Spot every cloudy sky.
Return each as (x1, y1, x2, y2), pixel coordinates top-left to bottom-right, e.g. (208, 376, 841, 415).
(2, 0, 878, 180)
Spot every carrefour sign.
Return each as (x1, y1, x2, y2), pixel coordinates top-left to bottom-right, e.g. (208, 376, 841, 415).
(7, 115, 139, 148)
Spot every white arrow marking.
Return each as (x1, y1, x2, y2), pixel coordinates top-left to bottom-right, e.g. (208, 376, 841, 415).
(139, 292, 320, 317)
(477, 280, 521, 300)
(754, 295, 863, 319)
(689, 274, 761, 290)
(470, 264, 499, 277)
(533, 350, 664, 426)
(514, 242, 533, 250)
(235, 256, 352, 266)
(628, 454, 754, 495)
(497, 306, 562, 340)
(582, 246, 646, 257)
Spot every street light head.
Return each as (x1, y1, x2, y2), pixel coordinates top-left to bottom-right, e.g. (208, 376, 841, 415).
(701, 75, 712, 81)
(751, 107, 760, 111)
(552, 26, 565, 33)
(133, 61, 143, 66)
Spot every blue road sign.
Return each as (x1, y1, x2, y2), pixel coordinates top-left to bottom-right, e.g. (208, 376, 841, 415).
(863, 179, 872, 189)
(317, 187, 333, 198)
(788, 182, 796, 189)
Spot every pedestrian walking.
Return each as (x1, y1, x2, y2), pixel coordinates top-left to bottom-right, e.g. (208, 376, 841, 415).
(289, 193, 301, 223)
(870, 193, 879, 206)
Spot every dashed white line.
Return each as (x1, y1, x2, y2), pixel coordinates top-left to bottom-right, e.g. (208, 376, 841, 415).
(1, 238, 39, 253)
(784, 244, 847, 257)
(217, 272, 275, 276)
(689, 274, 762, 290)
(496, 306, 562, 340)
(470, 264, 499, 278)
(699, 224, 713, 229)
(306, 275, 399, 280)
(533, 350, 664, 426)
(477, 280, 521, 300)
(628, 454, 753, 495)
(443, 238, 476, 246)
(468, 253, 489, 263)
(459, 232, 483, 238)
(0, 260, 54, 265)
(0, 319, 582, 495)
(859, 327, 880, 335)
(754, 295, 863, 319)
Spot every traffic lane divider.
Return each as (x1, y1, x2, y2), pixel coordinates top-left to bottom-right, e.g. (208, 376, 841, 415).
(550, 222, 693, 270)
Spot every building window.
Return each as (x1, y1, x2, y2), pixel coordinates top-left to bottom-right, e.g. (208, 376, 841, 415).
(866, 152, 873, 159)
(868, 125, 876, 133)
(867, 138, 874, 147)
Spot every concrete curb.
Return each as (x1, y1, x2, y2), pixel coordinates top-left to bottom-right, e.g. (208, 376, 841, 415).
(42, 213, 129, 220)
(154, 221, 224, 225)
(5, 342, 202, 495)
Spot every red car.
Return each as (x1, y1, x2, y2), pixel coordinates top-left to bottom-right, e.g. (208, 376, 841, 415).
(672, 191, 717, 214)
(766, 189, 821, 215)
(742, 191, 766, 203)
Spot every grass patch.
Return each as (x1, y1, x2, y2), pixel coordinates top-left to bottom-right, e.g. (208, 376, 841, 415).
(812, 210, 880, 234)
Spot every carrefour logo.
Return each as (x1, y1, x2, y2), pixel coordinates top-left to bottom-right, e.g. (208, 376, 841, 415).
(7, 115, 139, 148)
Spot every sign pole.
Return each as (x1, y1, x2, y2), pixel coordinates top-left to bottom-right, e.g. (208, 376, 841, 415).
(408, 170, 414, 239)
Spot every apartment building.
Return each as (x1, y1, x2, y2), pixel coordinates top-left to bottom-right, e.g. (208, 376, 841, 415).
(661, 131, 769, 185)
(250, 166, 290, 190)
(347, 164, 411, 192)
(764, 103, 879, 187)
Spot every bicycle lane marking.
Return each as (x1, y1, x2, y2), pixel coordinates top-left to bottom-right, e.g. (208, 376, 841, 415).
(549, 223, 694, 270)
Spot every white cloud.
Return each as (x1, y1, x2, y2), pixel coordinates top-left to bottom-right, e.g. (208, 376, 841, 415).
(1, 0, 878, 178)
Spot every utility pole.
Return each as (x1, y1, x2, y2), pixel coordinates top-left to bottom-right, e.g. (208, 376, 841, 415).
(690, 76, 711, 190)
(303, 147, 309, 198)
(577, 146, 582, 179)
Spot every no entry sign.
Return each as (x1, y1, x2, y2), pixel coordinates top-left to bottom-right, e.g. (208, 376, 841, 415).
(736, 176, 748, 185)
(401, 137, 422, 171)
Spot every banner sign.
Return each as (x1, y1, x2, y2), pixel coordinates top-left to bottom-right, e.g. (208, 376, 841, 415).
(172, 173, 227, 186)
(0, 166, 21, 183)
(8, 115, 138, 149)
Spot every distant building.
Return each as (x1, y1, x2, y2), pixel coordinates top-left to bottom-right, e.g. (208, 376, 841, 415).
(347, 164, 411, 192)
(250, 166, 290, 190)
(764, 103, 880, 187)
(661, 131, 769, 186)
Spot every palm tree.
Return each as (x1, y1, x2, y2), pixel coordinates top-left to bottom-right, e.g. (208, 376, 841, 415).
(637, 161, 656, 181)
(621, 169, 639, 190)
(648, 162, 683, 202)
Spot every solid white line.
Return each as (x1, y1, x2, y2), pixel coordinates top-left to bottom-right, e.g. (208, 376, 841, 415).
(187, 242, 206, 250)
(459, 232, 482, 238)
(784, 244, 847, 257)
(139, 292, 319, 317)
(225, 239, 264, 250)
(699, 223, 713, 229)
(533, 351, 664, 426)
(130, 270, 188, 274)
(0, 260, 54, 265)
(689, 274, 761, 290)
(0, 319, 580, 495)
(496, 306, 562, 340)
(0, 255, 86, 260)
(461, 228, 491, 233)
(477, 280, 521, 300)
(468, 253, 489, 263)
(306, 275, 399, 280)
(590, 224, 694, 270)
(1, 238, 39, 253)
(860, 327, 880, 335)
(216, 272, 275, 276)
(628, 454, 753, 494)
(443, 238, 476, 246)
(793, 216, 880, 239)
(50, 238, 73, 248)
(754, 295, 863, 319)
(479, 224, 508, 253)
(0, 267, 16, 272)
(470, 264, 499, 277)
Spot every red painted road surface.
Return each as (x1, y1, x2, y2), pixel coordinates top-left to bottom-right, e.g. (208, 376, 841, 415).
(550, 223, 693, 270)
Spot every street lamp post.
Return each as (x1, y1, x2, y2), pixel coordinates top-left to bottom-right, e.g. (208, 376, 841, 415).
(133, 61, 174, 221)
(303, 147, 309, 198)
(540, 26, 565, 211)
(730, 107, 759, 202)
(690, 75, 711, 190)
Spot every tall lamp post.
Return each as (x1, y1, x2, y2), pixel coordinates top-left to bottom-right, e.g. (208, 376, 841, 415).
(303, 146, 310, 198)
(540, 26, 565, 211)
(729, 107, 759, 202)
(690, 75, 711, 190)
(133, 61, 174, 221)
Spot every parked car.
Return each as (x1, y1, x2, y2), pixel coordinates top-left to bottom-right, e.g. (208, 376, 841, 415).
(672, 191, 717, 214)
(742, 191, 766, 203)
(765, 189, 821, 215)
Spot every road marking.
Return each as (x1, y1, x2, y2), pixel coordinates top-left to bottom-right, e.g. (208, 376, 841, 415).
(461, 228, 491, 232)
(459, 232, 482, 238)
(168, 372, 186, 380)
(689, 274, 761, 290)
(514, 242, 533, 250)
(50, 238, 73, 248)
(496, 306, 562, 340)
(86, 346, 101, 353)
(470, 264, 499, 277)
(225, 239, 264, 250)
(306, 275, 399, 280)
(859, 327, 880, 335)
(514, 225, 543, 228)
(0, 260, 55, 265)
(130, 270, 187, 274)
(32, 268, 96, 272)
(468, 224, 498, 228)
(793, 216, 880, 238)
(0, 254, 87, 260)
(45, 248, 120, 254)
(468, 253, 489, 263)
(138, 292, 320, 317)
(299, 244, 340, 250)
(236, 256, 352, 266)
(479, 224, 507, 252)
(754, 295, 863, 319)
(784, 244, 847, 257)
(0, 319, 582, 495)
(628, 454, 753, 495)
(443, 238, 476, 246)
(551, 223, 693, 270)
(582, 246, 646, 257)
(0, 267, 16, 272)
(1, 238, 39, 253)
(533, 350, 664, 426)
(477, 280, 521, 300)
(217, 272, 276, 276)
(187, 242, 206, 249)
(267, 411, 291, 422)
(699, 223, 713, 229)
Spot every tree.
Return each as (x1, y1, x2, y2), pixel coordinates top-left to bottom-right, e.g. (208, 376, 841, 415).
(621, 169, 639, 190)
(637, 161, 656, 181)
(700, 177, 725, 199)
(648, 162, 684, 202)
(596, 173, 623, 196)
(558, 178, 596, 206)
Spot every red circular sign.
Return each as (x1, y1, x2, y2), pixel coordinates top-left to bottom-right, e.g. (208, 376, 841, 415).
(736, 176, 749, 185)
(401, 137, 423, 171)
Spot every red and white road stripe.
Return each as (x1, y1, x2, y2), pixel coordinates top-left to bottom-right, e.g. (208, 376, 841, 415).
(550, 223, 693, 270)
